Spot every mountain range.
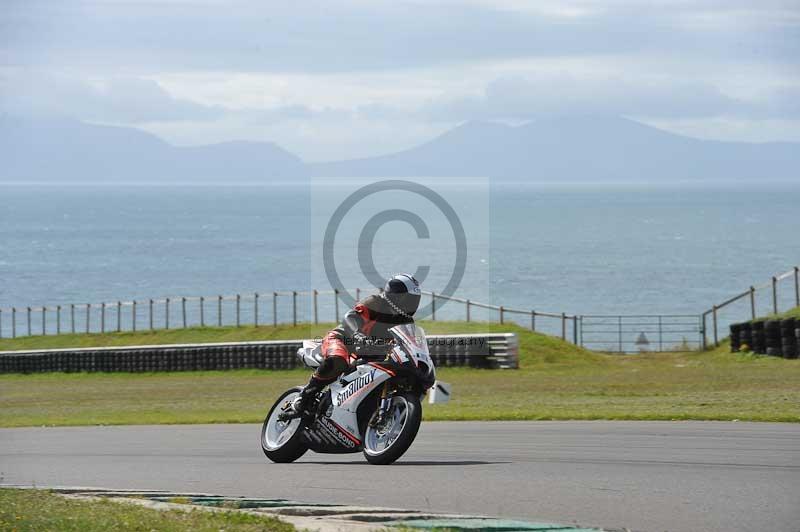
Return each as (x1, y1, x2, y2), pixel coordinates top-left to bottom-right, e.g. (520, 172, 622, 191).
(1, 114, 797, 182)
(0, 115, 306, 182)
(310, 116, 799, 181)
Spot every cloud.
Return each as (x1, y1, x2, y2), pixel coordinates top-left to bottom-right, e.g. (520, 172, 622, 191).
(750, 86, 800, 119)
(0, 73, 224, 123)
(2, 0, 799, 153)
(420, 76, 800, 121)
(96, 78, 224, 122)
(245, 104, 352, 125)
(2, 1, 797, 73)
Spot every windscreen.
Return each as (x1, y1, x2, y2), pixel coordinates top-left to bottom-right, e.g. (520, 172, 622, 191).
(389, 323, 429, 356)
(388, 323, 435, 386)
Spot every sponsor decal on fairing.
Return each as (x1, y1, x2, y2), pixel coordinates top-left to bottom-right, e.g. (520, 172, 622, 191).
(335, 368, 377, 405)
(317, 416, 358, 448)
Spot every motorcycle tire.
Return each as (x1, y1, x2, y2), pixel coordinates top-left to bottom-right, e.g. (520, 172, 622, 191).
(261, 387, 308, 463)
(362, 392, 422, 465)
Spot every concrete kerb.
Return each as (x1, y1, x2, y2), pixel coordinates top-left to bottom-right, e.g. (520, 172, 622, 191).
(2, 485, 613, 531)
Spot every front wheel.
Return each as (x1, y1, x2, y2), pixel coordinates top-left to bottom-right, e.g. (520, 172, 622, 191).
(261, 387, 308, 463)
(363, 392, 422, 465)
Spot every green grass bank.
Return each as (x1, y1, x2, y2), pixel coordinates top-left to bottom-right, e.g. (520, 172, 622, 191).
(0, 489, 295, 532)
(0, 320, 798, 426)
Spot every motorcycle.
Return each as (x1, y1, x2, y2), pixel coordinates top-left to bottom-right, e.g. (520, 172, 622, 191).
(260, 323, 440, 465)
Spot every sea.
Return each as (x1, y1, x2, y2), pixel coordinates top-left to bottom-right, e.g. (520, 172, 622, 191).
(1, 182, 798, 339)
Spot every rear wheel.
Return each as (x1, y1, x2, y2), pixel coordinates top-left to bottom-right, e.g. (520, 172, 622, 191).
(363, 392, 422, 465)
(261, 387, 308, 463)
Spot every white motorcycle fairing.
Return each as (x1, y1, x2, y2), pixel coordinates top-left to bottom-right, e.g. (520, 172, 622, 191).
(291, 324, 437, 454)
(298, 340, 323, 368)
(301, 362, 395, 452)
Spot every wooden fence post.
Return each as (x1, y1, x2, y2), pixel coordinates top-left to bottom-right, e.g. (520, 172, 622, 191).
(795, 267, 799, 308)
(573, 316, 578, 344)
(561, 312, 566, 340)
(499, 306, 504, 324)
(236, 294, 241, 327)
(749, 286, 756, 320)
(701, 313, 707, 350)
(712, 305, 719, 346)
(254, 293, 259, 327)
(772, 276, 778, 314)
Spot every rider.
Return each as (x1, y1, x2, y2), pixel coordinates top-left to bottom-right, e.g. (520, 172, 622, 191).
(292, 273, 421, 414)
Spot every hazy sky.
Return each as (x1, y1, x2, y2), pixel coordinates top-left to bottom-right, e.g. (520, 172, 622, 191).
(2, 0, 799, 160)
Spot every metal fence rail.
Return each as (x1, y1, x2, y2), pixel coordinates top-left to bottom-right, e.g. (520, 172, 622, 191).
(1, 265, 797, 353)
(702, 266, 800, 348)
(0, 288, 576, 344)
(580, 315, 703, 353)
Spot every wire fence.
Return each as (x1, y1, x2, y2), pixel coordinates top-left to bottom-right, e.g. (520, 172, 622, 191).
(1, 265, 797, 352)
(579, 315, 703, 353)
(701, 266, 800, 348)
(0, 288, 578, 343)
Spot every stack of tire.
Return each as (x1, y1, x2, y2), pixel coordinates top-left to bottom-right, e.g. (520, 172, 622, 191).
(764, 319, 783, 356)
(427, 341, 492, 369)
(781, 317, 798, 359)
(730, 317, 798, 359)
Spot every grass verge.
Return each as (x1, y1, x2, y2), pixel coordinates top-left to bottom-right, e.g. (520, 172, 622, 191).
(0, 321, 798, 426)
(0, 488, 294, 532)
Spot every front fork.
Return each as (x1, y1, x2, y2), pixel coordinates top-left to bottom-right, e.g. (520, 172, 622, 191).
(373, 382, 393, 426)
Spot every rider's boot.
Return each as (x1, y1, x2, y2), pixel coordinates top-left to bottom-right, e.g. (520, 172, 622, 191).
(279, 375, 328, 420)
(279, 357, 348, 421)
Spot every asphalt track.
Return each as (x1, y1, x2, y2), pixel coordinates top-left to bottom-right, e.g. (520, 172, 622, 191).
(1, 421, 798, 532)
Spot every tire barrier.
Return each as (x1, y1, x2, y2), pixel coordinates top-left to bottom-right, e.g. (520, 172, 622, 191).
(0, 333, 519, 374)
(781, 318, 797, 359)
(751, 320, 766, 354)
(731, 318, 799, 359)
(764, 319, 782, 356)
(736, 322, 752, 352)
(729, 323, 742, 352)
(0, 341, 303, 374)
(426, 333, 518, 369)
